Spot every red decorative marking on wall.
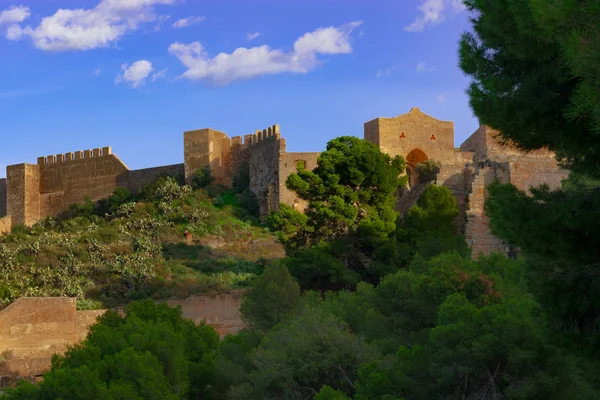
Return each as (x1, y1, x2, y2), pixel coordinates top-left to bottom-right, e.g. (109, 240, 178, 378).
(399, 132, 406, 139)
(430, 133, 437, 141)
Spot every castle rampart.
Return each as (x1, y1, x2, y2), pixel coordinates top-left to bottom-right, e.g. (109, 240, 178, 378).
(34, 147, 130, 219)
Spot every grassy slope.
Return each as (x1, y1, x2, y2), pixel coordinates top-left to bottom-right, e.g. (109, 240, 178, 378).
(0, 180, 284, 310)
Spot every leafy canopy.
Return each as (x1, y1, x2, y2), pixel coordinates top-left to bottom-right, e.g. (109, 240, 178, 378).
(285, 136, 406, 244)
(460, 0, 600, 177)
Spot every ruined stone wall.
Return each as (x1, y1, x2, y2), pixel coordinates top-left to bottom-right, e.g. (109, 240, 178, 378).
(436, 151, 476, 232)
(0, 298, 105, 378)
(6, 164, 40, 227)
(128, 163, 185, 195)
(0, 178, 6, 217)
(465, 163, 512, 258)
(278, 151, 320, 212)
(36, 147, 129, 219)
(184, 128, 231, 186)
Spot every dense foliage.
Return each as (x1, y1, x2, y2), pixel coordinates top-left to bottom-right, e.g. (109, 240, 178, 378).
(284, 136, 406, 244)
(460, 0, 600, 177)
(460, 0, 600, 358)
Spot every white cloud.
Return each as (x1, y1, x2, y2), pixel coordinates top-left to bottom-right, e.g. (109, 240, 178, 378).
(151, 68, 167, 81)
(404, 0, 465, 32)
(94, 68, 101, 76)
(5, 0, 174, 51)
(376, 66, 397, 78)
(246, 32, 260, 41)
(416, 61, 434, 72)
(0, 5, 30, 25)
(115, 60, 153, 88)
(172, 16, 205, 28)
(437, 93, 447, 102)
(169, 21, 362, 85)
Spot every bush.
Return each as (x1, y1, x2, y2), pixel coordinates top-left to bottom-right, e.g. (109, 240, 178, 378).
(414, 159, 441, 184)
(192, 165, 215, 189)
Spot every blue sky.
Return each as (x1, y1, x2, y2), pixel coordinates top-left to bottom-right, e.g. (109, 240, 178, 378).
(0, 0, 478, 178)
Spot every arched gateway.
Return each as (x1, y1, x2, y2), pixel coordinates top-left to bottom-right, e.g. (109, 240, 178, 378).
(406, 148, 428, 187)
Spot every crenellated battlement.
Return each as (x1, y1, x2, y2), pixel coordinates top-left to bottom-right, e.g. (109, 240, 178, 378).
(230, 124, 280, 147)
(37, 147, 112, 166)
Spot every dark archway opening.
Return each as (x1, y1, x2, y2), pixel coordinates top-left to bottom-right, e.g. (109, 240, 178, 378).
(406, 148, 428, 187)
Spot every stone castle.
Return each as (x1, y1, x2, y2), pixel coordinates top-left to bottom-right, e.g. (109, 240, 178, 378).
(0, 107, 567, 257)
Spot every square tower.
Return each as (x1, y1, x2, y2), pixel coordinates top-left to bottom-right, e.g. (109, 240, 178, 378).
(184, 128, 232, 185)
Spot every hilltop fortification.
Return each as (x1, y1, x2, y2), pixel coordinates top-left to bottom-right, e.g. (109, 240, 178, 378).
(0, 108, 567, 258)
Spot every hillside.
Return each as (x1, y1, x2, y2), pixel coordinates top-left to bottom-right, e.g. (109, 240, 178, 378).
(0, 175, 284, 310)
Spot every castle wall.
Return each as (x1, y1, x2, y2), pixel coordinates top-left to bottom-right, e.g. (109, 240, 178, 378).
(248, 127, 284, 216)
(278, 151, 320, 211)
(229, 137, 251, 180)
(0, 178, 6, 217)
(364, 119, 380, 147)
(6, 164, 40, 227)
(36, 147, 130, 218)
(128, 163, 185, 195)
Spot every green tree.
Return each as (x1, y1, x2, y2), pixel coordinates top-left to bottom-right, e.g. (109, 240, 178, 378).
(485, 178, 600, 345)
(414, 159, 441, 184)
(460, 0, 600, 353)
(97, 187, 133, 215)
(192, 165, 215, 189)
(314, 386, 351, 400)
(397, 185, 470, 260)
(459, 0, 600, 177)
(285, 136, 406, 246)
(355, 292, 598, 400)
(239, 263, 301, 331)
(229, 307, 375, 400)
